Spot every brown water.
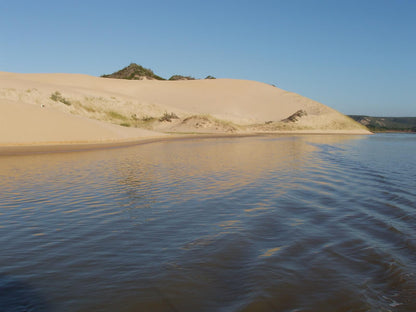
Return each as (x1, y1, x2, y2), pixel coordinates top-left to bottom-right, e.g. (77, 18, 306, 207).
(0, 134, 415, 311)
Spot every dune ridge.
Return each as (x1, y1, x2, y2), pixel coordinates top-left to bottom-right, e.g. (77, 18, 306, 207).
(0, 71, 370, 150)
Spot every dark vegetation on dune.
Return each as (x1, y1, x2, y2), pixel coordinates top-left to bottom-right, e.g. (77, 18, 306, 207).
(101, 63, 165, 80)
(101, 63, 215, 81)
(168, 75, 195, 81)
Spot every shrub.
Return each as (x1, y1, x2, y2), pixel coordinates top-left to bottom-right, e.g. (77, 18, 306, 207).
(101, 63, 166, 80)
(169, 75, 196, 81)
(159, 112, 179, 122)
(142, 115, 156, 122)
(50, 91, 71, 105)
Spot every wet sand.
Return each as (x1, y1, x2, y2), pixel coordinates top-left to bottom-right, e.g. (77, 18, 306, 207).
(0, 131, 372, 156)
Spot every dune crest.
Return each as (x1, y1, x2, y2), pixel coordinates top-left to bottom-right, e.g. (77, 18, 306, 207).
(0, 71, 370, 147)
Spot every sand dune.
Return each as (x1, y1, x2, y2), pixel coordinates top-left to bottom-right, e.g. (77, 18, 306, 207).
(0, 99, 165, 146)
(0, 71, 370, 148)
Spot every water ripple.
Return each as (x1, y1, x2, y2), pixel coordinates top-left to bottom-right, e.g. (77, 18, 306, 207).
(0, 134, 415, 311)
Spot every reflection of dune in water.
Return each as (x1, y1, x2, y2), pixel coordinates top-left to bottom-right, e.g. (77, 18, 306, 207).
(259, 246, 285, 258)
(0, 135, 363, 227)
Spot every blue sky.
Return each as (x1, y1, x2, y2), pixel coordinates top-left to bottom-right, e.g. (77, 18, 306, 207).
(1, 0, 415, 116)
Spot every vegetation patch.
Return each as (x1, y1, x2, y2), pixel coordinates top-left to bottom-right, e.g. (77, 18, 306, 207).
(101, 63, 216, 81)
(50, 91, 71, 105)
(128, 115, 157, 129)
(141, 115, 157, 122)
(102, 63, 165, 80)
(159, 112, 179, 122)
(349, 115, 416, 132)
(248, 121, 309, 131)
(78, 103, 96, 113)
(106, 110, 128, 121)
(169, 75, 195, 81)
(282, 110, 307, 122)
(181, 115, 239, 133)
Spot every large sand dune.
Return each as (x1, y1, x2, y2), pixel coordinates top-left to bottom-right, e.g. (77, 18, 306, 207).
(0, 71, 370, 148)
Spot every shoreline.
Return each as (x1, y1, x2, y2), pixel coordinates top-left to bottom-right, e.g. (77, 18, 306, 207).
(0, 131, 372, 156)
(371, 130, 416, 134)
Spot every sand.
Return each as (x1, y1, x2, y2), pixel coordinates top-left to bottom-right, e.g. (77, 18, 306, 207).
(0, 71, 371, 153)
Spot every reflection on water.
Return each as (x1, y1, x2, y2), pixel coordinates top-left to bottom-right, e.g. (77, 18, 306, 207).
(0, 134, 415, 311)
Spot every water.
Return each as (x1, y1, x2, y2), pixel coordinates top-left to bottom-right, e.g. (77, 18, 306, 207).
(0, 134, 415, 311)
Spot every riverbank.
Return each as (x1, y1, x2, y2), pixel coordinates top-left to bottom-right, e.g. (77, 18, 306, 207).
(0, 130, 373, 156)
(0, 71, 371, 154)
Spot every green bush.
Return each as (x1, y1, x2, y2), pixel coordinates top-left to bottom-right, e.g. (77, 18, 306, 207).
(169, 75, 195, 81)
(50, 91, 71, 105)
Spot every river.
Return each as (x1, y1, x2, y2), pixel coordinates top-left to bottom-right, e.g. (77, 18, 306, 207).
(0, 134, 415, 311)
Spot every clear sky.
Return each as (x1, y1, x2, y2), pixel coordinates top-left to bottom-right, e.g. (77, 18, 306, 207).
(1, 0, 415, 116)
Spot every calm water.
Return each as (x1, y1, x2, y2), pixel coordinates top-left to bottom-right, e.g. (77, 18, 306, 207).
(0, 134, 415, 312)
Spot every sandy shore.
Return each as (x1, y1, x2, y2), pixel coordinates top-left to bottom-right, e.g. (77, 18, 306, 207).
(0, 71, 371, 154)
(0, 133, 253, 155)
(0, 132, 371, 156)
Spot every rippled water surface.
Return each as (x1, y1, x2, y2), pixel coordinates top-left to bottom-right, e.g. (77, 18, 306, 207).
(0, 134, 415, 311)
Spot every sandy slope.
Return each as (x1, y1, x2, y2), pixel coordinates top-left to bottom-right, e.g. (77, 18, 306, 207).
(0, 71, 370, 147)
(0, 99, 165, 145)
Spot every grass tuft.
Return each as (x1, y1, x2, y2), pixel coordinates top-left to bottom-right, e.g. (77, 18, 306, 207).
(106, 110, 128, 121)
(50, 91, 71, 106)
